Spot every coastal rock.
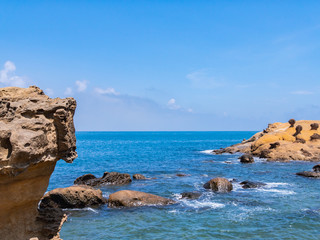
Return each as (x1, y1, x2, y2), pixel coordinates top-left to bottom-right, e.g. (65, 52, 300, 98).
(74, 172, 132, 186)
(0, 86, 77, 240)
(40, 185, 107, 209)
(203, 177, 233, 192)
(176, 173, 189, 177)
(133, 174, 147, 180)
(180, 192, 202, 199)
(108, 190, 176, 207)
(239, 154, 254, 163)
(213, 120, 320, 161)
(240, 181, 266, 189)
(313, 164, 320, 172)
(296, 171, 320, 178)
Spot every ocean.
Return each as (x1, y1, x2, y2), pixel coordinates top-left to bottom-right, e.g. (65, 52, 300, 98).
(48, 131, 320, 239)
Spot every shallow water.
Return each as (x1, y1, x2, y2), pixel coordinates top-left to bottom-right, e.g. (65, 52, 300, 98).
(49, 132, 320, 240)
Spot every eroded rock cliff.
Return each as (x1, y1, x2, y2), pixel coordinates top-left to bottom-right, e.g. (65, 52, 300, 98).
(0, 86, 77, 240)
(214, 120, 320, 161)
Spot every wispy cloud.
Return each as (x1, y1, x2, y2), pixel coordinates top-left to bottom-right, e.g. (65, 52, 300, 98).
(291, 91, 314, 95)
(95, 87, 120, 96)
(76, 80, 88, 92)
(0, 61, 27, 87)
(64, 87, 73, 96)
(186, 69, 224, 88)
(167, 98, 193, 112)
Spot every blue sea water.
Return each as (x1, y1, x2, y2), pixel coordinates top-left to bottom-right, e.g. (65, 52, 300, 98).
(48, 132, 320, 240)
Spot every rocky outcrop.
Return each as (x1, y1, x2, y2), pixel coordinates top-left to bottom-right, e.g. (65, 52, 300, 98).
(203, 177, 233, 192)
(133, 174, 147, 180)
(74, 172, 132, 186)
(296, 164, 320, 178)
(240, 181, 266, 189)
(213, 120, 320, 161)
(108, 190, 176, 207)
(0, 86, 77, 240)
(239, 154, 254, 163)
(180, 192, 202, 199)
(40, 185, 107, 209)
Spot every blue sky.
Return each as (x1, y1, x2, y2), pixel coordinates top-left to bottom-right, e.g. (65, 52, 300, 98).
(1, 1, 320, 130)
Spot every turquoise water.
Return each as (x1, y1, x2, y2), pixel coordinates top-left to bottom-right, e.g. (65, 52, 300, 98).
(49, 132, 320, 239)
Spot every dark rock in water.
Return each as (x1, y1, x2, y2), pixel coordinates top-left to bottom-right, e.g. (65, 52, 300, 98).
(296, 171, 320, 178)
(239, 154, 254, 163)
(269, 142, 280, 149)
(313, 164, 320, 172)
(240, 181, 267, 189)
(39, 185, 107, 209)
(176, 173, 189, 177)
(180, 192, 202, 199)
(203, 177, 233, 192)
(108, 190, 176, 208)
(74, 174, 97, 185)
(74, 172, 132, 186)
(133, 174, 147, 180)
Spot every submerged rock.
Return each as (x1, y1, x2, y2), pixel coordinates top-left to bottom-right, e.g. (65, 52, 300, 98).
(203, 177, 233, 192)
(313, 164, 320, 172)
(108, 190, 176, 208)
(133, 174, 147, 180)
(40, 185, 107, 209)
(240, 181, 266, 189)
(180, 192, 202, 199)
(74, 172, 132, 186)
(296, 171, 320, 178)
(0, 86, 77, 240)
(239, 154, 254, 163)
(176, 173, 189, 177)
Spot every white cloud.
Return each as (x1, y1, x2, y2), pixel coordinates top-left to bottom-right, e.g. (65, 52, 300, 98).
(167, 98, 181, 110)
(64, 87, 73, 96)
(0, 61, 27, 87)
(291, 91, 314, 95)
(44, 88, 54, 97)
(95, 87, 120, 96)
(76, 80, 88, 92)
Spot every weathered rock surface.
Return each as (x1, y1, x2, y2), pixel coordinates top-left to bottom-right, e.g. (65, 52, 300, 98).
(203, 177, 233, 192)
(74, 172, 132, 186)
(240, 181, 267, 189)
(239, 154, 254, 163)
(133, 174, 147, 180)
(313, 164, 320, 172)
(108, 190, 176, 207)
(40, 185, 107, 209)
(0, 86, 77, 240)
(213, 120, 320, 161)
(180, 192, 202, 199)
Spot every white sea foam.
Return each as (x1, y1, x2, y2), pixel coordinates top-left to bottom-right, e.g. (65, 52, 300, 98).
(180, 199, 225, 209)
(257, 188, 295, 195)
(64, 207, 99, 213)
(199, 150, 214, 154)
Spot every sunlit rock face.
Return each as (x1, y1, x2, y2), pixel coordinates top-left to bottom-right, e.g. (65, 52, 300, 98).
(0, 86, 77, 240)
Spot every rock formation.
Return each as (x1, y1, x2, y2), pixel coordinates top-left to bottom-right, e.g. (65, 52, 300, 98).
(239, 154, 254, 163)
(133, 174, 147, 180)
(0, 86, 77, 240)
(180, 192, 202, 199)
(296, 164, 320, 178)
(240, 181, 266, 189)
(108, 190, 176, 207)
(203, 177, 233, 192)
(213, 120, 320, 161)
(74, 172, 132, 186)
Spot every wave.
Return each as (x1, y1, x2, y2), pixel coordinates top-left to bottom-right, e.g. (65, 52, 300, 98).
(199, 150, 214, 154)
(64, 207, 99, 213)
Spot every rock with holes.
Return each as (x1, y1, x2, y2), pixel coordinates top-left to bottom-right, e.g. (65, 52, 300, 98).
(39, 185, 107, 209)
(203, 177, 233, 192)
(0, 86, 77, 240)
(108, 190, 176, 208)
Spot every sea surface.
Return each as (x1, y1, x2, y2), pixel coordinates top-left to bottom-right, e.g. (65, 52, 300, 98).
(48, 132, 320, 240)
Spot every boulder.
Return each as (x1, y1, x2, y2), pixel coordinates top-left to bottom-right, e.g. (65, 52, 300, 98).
(108, 190, 176, 208)
(133, 174, 147, 180)
(74, 172, 132, 186)
(240, 181, 266, 189)
(296, 171, 320, 178)
(176, 173, 189, 177)
(40, 185, 107, 209)
(180, 192, 202, 199)
(203, 177, 233, 192)
(239, 154, 254, 163)
(312, 164, 320, 172)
